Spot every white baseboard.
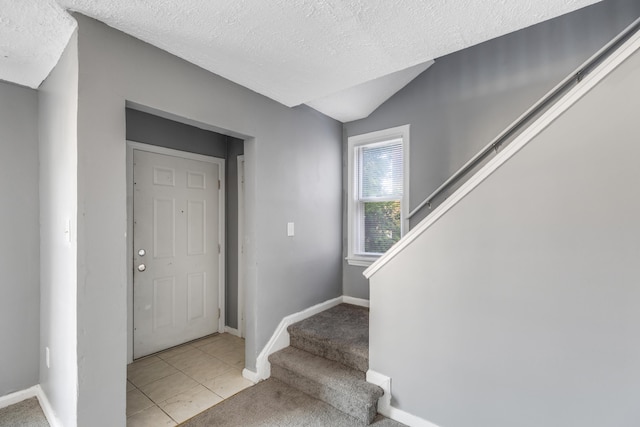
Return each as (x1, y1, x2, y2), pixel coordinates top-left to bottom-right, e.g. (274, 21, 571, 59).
(0, 386, 38, 410)
(251, 295, 371, 381)
(385, 406, 441, 427)
(241, 368, 260, 383)
(254, 296, 344, 380)
(366, 370, 391, 412)
(366, 370, 440, 427)
(35, 386, 62, 427)
(342, 296, 370, 307)
(0, 385, 61, 427)
(224, 326, 241, 337)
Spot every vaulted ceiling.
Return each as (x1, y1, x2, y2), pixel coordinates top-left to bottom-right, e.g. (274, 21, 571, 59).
(0, 0, 599, 122)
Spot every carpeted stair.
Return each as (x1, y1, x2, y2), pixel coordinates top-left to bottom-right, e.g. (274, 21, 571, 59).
(269, 303, 384, 425)
(0, 398, 49, 426)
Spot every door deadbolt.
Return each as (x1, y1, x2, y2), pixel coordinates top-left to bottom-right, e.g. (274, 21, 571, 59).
(138, 249, 146, 257)
(137, 264, 146, 272)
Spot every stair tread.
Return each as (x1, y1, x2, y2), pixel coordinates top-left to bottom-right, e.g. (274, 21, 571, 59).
(269, 346, 383, 402)
(288, 303, 369, 370)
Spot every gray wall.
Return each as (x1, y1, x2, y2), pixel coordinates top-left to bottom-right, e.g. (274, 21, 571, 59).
(369, 35, 640, 427)
(0, 82, 40, 397)
(126, 108, 227, 158)
(38, 30, 79, 427)
(125, 108, 244, 329)
(74, 15, 342, 426)
(343, 0, 640, 299)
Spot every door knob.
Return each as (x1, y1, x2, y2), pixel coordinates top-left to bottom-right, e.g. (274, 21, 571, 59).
(137, 264, 146, 272)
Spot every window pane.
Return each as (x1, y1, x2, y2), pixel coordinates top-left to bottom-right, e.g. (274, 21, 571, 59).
(361, 142, 403, 199)
(364, 201, 401, 254)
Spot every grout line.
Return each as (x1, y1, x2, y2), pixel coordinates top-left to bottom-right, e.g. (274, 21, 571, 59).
(155, 392, 182, 424)
(127, 335, 246, 425)
(126, 382, 156, 420)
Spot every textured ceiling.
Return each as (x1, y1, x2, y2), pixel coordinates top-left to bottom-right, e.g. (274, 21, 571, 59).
(0, 0, 599, 121)
(0, 0, 76, 88)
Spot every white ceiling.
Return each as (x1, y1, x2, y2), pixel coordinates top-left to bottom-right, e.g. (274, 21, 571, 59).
(0, 0, 599, 122)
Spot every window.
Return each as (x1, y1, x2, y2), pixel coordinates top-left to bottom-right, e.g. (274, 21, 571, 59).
(347, 125, 409, 267)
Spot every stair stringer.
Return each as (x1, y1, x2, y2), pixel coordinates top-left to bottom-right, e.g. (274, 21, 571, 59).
(363, 23, 640, 427)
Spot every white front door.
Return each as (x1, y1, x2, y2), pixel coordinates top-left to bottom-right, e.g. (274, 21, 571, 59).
(133, 148, 222, 358)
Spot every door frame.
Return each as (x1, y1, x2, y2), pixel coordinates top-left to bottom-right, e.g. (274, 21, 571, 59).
(237, 155, 245, 338)
(126, 140, 226, 362)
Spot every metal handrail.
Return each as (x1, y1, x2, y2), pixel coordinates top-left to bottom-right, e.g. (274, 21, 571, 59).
(408, 16, 640, 220)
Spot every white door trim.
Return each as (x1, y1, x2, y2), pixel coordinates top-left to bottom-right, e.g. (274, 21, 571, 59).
(237, 155, 245, 338)
(126, 140, 226, 362)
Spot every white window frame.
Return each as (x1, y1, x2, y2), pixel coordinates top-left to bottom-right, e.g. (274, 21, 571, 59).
(347, 125, 410, 267)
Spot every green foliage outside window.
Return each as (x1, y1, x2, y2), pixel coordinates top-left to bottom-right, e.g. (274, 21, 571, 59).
(364, 201, 401, 254)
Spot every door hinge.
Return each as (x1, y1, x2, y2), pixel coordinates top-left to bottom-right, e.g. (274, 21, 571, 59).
(218, 244, 221, 254)
(218, 308, 221, 319)
(218, 179, 221, 189)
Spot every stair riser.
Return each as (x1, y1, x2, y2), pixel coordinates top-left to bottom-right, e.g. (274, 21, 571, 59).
(271, 364, 378, 425)
(290, 334, 368, 372)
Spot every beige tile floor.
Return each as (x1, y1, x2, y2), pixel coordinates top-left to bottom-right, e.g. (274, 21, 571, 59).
(126, 333, 254, 426)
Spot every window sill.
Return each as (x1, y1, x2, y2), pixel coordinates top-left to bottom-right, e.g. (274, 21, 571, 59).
(346, 256, 379, 267)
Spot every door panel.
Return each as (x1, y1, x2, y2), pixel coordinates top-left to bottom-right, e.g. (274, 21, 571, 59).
(154, 198, 176, 258)
(153, 277, 175, 331)
(133, 149, 220, 358)
(187, 200, 206, 255)
(187, 272, 206, 322)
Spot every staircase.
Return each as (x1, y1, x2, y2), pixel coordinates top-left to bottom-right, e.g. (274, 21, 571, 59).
(268, 303, 384, 424)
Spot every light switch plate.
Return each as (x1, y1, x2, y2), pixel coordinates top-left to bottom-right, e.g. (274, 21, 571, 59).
(287, 222, 295, 237)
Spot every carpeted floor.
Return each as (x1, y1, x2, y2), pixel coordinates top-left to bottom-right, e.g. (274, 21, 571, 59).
(179, 378, 406, 427)
(0, 398, 49, 427)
